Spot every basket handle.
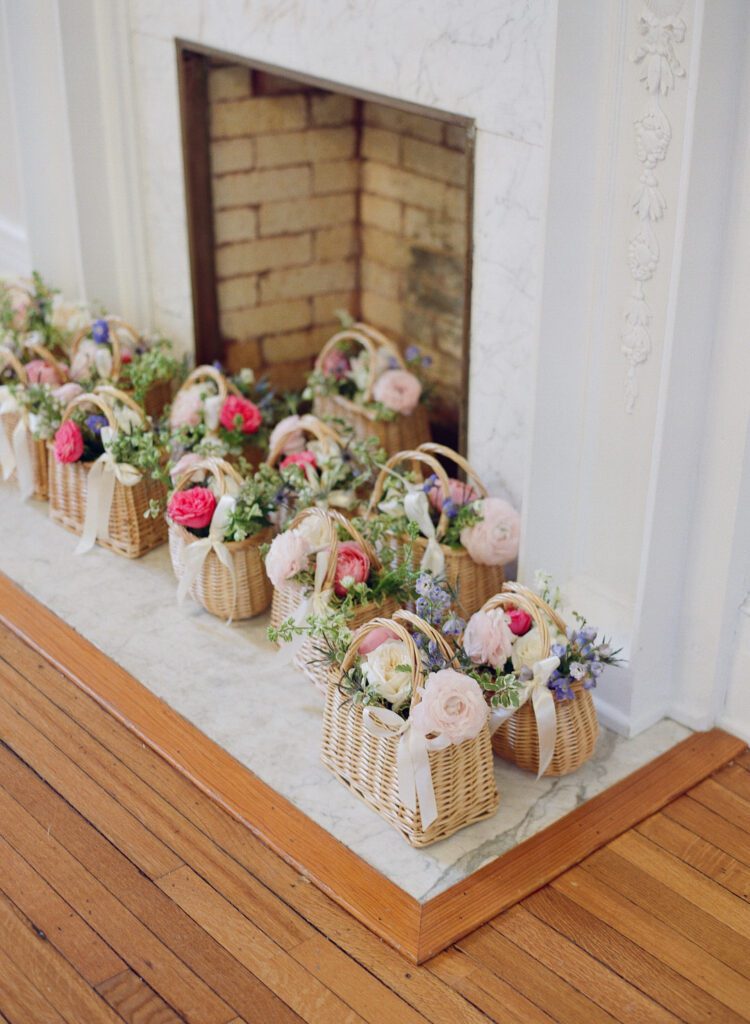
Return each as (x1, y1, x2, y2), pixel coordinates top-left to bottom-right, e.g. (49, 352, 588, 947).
(478, 585, 567, 660)
(337, 616, 422, 694)
(70, 317, 142, 381)
(391, 609, 456, 711)
(287, 505, 381, 590)
(22, 340, 69, 383)
(366, 448, 453, 541)
(172, 456, 243, 498)
(326, 507, 382, 573)
(501, 581, 568, 636)
(315, 325, 406, 402)
(61, 392, 118, 428)
(93, 385, 147, 424)
(265, 414, 343, 467)
(0, 346, 28, 385)
(177, 364, 235, 402)
(352, 322, 407, 368)
(416, 442, 488, 498)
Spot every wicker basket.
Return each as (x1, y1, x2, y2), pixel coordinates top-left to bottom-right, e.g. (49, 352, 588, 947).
(47, 389, 167, 558)
(0, 346, 26, 485)
(168, 457, 273, 620)
(367, 444, 505, 617)
(171, 365, 264, 467)
(489, 583, 600, 776)
(312, 321, 431, 454)
(322, 612, 499, 846)
(269, 506, 400, 692)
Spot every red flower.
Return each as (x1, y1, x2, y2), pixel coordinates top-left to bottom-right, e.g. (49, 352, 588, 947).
(120, 350, 133, 365)
(219, 394, 262, 435)
(333, 541, 371, 597)
(168, 486, 217, 530)
(281, 449, 317, 471)
(53, 421, 84, 464)
(507, 608, 533, 636)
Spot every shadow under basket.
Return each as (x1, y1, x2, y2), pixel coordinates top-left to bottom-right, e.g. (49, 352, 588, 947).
(492, 684, 600, 777)
(47, 450, 167, 558)
(168, 522, 273, 620)
(313, 393, 431, 455)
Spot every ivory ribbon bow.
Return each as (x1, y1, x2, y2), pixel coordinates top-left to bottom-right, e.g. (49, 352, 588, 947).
(489, 655, 560, 777)
(287, 546, 334, 663)
(403, 488, 445, 576)
(76, 427, 143, 554)
(362, 708, 450, 828)
(176, 494, 238, 622)
(0, 386, 19, 480)
(204, 395, 222, 431)
(11, 416, 34, 500)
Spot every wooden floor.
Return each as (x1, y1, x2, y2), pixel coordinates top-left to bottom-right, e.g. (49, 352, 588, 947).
(1, 624, 749, 1023)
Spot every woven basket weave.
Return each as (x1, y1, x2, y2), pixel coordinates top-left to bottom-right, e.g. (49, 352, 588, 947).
(312, 322, 431, 455)
(269, 506, 400, 692)
(168, 457, 273, 620)
(47, 388, 167, 558)
(367, 444, 505, 617)
(322, 611, 499, 846)
(489, 583, 600, 776)
(171, 364, 263, 467)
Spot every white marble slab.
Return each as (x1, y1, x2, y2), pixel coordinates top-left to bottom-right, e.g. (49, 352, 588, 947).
(0, 487, 691, 901)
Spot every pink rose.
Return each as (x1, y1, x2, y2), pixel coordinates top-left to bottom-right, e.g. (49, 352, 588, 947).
(372, 368, 422, 415)
(359, 624, 397, 655)
(410, 669, 488, 745)
(460, 497, 520, 566)
(53, 421, 84, 464)
(281, 449, 317, 471)
(170, 385, 205, 429)
(427, 477, 478, 513)
(462, 609, 514, 668)
(507, 608, 532, 636)
(220, 394, 262, 435)
(168, 487, 217, 530)
(25, 358, 62, 386)
(269, 414, 306, 456)
(265, 529, 311, 588)
(169, 452, 205, 483)
(52, 382, 83, 406)
(321, 348, 351, 379)
(333, 541, 370, 597)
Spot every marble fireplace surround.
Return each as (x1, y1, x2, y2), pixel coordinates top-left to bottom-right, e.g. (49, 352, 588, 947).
(129, 0, 556, 507)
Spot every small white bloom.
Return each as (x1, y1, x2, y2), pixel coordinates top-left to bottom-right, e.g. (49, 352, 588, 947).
(511, 626, 547, 671)
(362, 640, 413, 711)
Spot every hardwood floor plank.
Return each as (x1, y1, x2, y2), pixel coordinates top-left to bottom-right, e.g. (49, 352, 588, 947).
(525, 886, 739, 1024)
(0, 942, 68, 1024)
(663, 794, 750, 866)
(493, 903, 679, 1023)
(0, 832, 125, 987)
(554, 865, 750, 1018)
(715, 761, 750, 801)
(428, 949, 556, 1024)
(735, 750, 750, 772)
(95, 970, 185, 1024)
(690, 776, 750, 833)
(637, 812, 750, 901)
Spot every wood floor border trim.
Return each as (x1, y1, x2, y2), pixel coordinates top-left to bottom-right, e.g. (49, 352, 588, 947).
(1, 573, 744, 964)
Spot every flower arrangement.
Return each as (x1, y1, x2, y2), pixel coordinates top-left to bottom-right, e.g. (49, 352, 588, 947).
(0, 272, 71, 350)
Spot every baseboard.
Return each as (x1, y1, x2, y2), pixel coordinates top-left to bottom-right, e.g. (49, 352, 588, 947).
(716, 710, 750, 745)
(593, 693, 669, 738)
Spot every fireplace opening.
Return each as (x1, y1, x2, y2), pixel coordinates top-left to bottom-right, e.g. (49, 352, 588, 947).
(178, 46, 474, 448)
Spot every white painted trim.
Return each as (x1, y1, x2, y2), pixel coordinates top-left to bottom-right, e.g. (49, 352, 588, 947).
(716, 712, 750, 746)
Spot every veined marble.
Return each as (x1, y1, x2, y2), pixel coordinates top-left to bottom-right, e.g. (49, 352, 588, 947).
(0, 488, 691, 901)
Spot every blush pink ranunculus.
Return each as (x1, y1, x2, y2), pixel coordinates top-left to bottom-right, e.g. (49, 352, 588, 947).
(220, 394, 262, 435)
(410, 669, 488, 745)
(53, 420, 84, 464)
(507, 608, 533, 636)
(52, 382, 83, 406)
(460, 497, 521, 566)
(169, 452, 205, 484)
(358, 624, 397, 655)
(321, 348, 351, 379)
(281, 449, 317, 471)
(372, 368, 422, 416)
(169, 384, 205, 429)
(333, 541, 371, 597)
(269, 414, 306, 456)
(264, 528, 311, 589)
(167, 487, 217, 531)
(427, 477, 478, 513)
(462, 608, 514, 669)
(25, 358, 62, 386)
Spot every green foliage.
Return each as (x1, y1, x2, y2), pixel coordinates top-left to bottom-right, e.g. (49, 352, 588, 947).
(106, 425, 169, 484)
(119, 339, 182, 403)
(223, 469, 280, 542)
(10, 383, 64, 440)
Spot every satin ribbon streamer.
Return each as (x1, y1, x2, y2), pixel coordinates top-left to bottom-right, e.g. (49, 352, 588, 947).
(12, 417, 34, 500)
(403, 489, 445, 576)
(489, 655, 560, 777)
(76, 427, 142, 554)
(362, 707, 450, 828)
(0, 386, 19, 480)
(287, 547, 333, 667)
(176, 494, 238, 622)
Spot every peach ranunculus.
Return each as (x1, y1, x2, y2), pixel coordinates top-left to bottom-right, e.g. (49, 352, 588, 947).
(427, 477, 478, 513)
(167, 487, 217, 531)
(52, 382, 83, 406)
(269, 414, 306, 456)
(410, 669, 488, 745)
(264, 528, 311, 589)
(460, 497, 520, 566)
(169, 384, 205, 429)
(462, 608, 514, 669)
(24, 358, 62, 386)
(53, 421, 84, 463)
(359, 624, 397, 655)
(333, 541, 370, 597)
(372, 368, 422, 415)
(219, 394, 262, 434)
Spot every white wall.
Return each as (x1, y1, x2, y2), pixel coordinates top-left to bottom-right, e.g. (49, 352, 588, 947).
(0, 0, 29, 273)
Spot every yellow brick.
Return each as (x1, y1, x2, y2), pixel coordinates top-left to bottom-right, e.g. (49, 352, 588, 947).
(445, 185, 467, 222)
(360, 225, 410, 270)
(260, 260, 357, 303)
(211, 138, 255, 175)
(363, 103, 443, 143)
(217, 275, 258, 311)
(214, 208, 258, 245)
(313, 292, 358, 325)
(220, 299, 312, 340)
(212, 167, 311, 208)
(444, 124, 468, 151)
(361, 127, 400, 165)
(360, 193, 401, 233)
(310, 93, 356, 126)
(402, 205, 465, 253)
(215, 233, 312, 277)
(361, 162, 449, 213)
(225, 339, 263, 372)
(255, 127, 356, 167)
(266, 359, 315, 391)
(315, 225, 358, 261)
(260, 194, 356, 235)
(209, 66, 252, 102)
(361, 291, 403, 336)
(261, 324, 335, 364)
(210, 95, 307, 138)
(361, 260, 401, 301)
(313, 160, 359, 195)
(402, 137, 467, 186)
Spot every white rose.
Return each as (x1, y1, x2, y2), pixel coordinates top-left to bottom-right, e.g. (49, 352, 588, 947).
(362, 640, 413, 711)
(296, 513, 330, 551)
(511, 626, 546, 671)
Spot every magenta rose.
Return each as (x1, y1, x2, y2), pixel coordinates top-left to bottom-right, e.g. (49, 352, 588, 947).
(281, 449, 317, 471)
(53, 421, 84, 464)
(507, 608, 533, 636)
(220, 395, 262, 434)
(333, 541, 371, 597)
(321, 348, 351, 379)
(25, 358, 63, 386)
(168, 487, 217, 531)
(427, 477, 478, 513)
(372, 369, 422, 415)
